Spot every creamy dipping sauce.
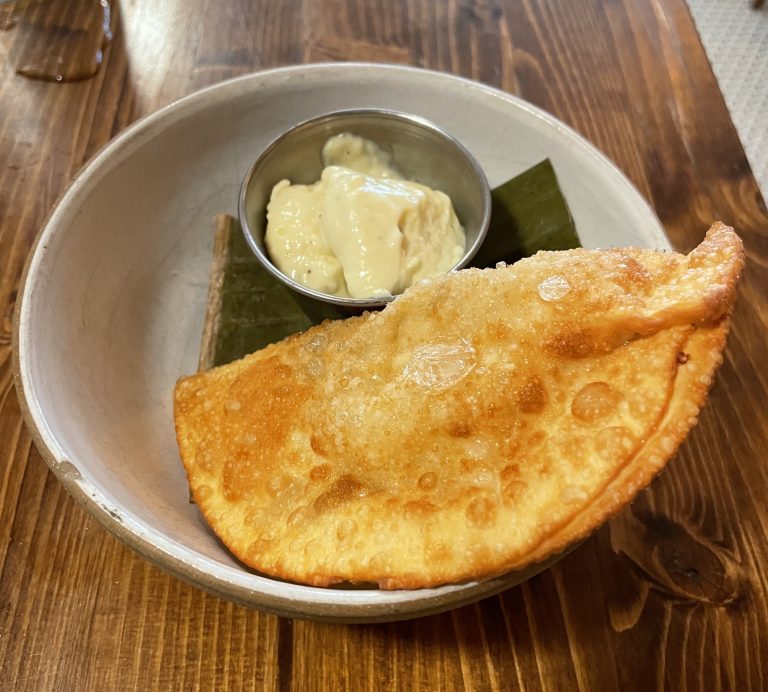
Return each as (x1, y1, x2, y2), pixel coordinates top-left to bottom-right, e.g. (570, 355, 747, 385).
(265, 134, 466, 299)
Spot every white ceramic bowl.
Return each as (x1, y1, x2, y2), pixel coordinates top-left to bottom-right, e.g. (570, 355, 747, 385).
(14, 63, 669, 622)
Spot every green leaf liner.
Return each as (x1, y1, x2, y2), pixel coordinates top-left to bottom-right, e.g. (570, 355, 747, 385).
(200, 159, 580, 368)
(470, 159, 580, 269)
(200, 215, 312, 369)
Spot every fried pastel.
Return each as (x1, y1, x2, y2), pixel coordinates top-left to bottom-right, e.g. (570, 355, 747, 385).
(174, 222, 743, 589)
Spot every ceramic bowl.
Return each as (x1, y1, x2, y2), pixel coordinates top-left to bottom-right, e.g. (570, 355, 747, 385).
(14, 63, 669, 623)
(239, 108, 491, 310)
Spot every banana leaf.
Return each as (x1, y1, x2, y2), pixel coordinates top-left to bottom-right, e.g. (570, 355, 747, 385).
(200, 159, 580, 368)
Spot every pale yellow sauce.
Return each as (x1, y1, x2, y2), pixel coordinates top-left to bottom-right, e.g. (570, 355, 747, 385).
(265, 134, 466, 299)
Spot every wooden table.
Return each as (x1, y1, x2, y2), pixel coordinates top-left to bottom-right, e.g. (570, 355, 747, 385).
(1, 0, 766, 689)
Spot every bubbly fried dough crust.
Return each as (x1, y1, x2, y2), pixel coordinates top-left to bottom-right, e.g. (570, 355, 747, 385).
(174, 222, 743, 589)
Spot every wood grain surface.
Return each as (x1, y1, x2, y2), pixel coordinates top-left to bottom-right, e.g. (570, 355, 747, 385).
(1, 0, 767, 689)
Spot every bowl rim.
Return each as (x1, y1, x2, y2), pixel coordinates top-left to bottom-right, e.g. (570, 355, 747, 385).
(12, 62, 669, 622)
(238, 107, 492, 308)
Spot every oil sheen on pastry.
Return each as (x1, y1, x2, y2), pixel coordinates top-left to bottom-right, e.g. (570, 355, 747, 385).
(174, 222, 744, 589)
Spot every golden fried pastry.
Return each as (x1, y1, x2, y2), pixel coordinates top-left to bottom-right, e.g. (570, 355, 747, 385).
(174, 222, 743, 589)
